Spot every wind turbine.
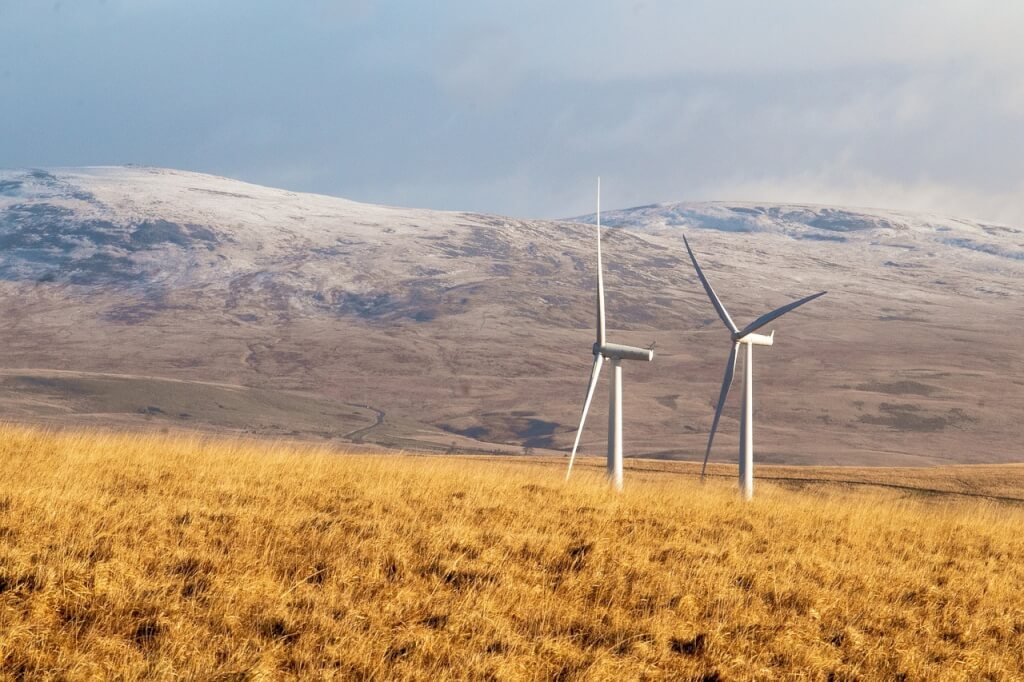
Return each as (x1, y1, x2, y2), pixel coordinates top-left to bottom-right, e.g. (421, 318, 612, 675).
(683, 236, 825, 500)
(565, 178, 654, 491)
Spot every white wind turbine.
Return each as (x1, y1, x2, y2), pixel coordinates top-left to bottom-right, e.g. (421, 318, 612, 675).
(565, 179, 654, 491)
(683, 236, 825, 500)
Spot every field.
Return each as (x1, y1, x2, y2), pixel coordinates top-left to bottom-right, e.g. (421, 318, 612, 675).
(1, 425, 1023, 680)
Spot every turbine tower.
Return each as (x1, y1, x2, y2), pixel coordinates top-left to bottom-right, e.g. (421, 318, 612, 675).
(683, 236, 826, 500)
(565, 178, 654, 491)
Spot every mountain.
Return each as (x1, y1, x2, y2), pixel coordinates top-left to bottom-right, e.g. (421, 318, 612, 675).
(0, 166, 1020, 465)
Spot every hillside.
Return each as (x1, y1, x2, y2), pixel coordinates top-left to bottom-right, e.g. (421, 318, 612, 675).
(0, 167, 1022, 464)
(1, 425, 1022, 679)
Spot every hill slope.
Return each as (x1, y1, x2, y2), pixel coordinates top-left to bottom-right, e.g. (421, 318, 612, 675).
(0, 167, 1021, 464)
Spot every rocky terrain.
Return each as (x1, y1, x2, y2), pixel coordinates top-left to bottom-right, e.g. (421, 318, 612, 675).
(0, 166, 1020, 465)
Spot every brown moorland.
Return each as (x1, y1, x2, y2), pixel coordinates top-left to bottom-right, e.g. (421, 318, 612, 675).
(2, 167, 1023, 466)
(1, 424, 1023, 680)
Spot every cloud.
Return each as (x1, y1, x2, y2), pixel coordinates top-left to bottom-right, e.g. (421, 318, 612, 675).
(434, 1, 1024, 81)
(3, 1, 1024, 225)
(435, 25, 526, 106)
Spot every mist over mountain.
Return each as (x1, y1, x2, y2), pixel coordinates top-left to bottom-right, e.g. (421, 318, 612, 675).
(0, 166, 1020, 465)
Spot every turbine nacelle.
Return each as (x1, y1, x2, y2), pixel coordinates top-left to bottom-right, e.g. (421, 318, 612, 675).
(734, 331, 775, 346)
(593, 342, 655, 362)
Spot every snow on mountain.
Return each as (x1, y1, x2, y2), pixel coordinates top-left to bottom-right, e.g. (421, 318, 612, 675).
(0, 166, 455, 287)
(0, 167, 1021, 466)
(578, 200, 1024, 263)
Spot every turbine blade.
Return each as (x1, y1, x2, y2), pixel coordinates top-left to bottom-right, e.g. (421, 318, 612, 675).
(596, 177, 606, 347)
(738, 291, 827, 338)
(682, 235, 738, 334)
(701, 342, 739, 481)
(566, 354, 604, 480)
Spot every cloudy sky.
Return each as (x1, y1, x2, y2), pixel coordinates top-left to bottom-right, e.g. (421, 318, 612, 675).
(2, 1, 1023, 222)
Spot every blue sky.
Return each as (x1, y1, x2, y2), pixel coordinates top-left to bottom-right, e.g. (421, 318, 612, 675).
(3, 1, 1024, 222)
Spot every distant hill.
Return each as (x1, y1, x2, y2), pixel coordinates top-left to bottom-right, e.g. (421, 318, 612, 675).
(0, 166, 1020, 464)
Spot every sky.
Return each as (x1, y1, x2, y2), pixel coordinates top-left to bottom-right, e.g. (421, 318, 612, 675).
(2, 0, 1024, 223)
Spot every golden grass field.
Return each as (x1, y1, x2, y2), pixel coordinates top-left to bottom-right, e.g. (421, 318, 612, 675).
(1, 424, 1023, 680)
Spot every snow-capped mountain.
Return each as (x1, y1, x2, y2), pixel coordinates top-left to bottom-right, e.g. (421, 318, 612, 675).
(0, 167, 1020, 465)
(581, 200, 1022, 280)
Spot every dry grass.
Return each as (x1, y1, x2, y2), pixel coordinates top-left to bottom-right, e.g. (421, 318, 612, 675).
(1, 424, 1023, 680)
